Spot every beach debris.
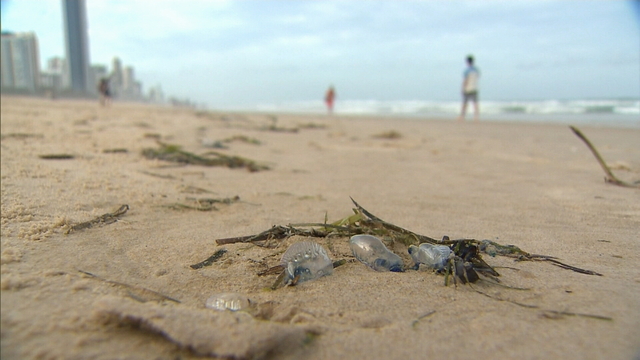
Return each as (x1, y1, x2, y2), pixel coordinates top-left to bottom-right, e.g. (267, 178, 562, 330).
(139, 170, 176, 179)
(297, 122, 327, 130)
(64, 204, 129, 234)
(258, 265, 286, 276)
(216, 197, 602, 284)
(349, 235, 404, 272)
(179, 185, 215, 194)
(142, 141, 269, 172)
(443, 241, 487, 285)
(281, 241, 333, 284)
(190, 249, 227, 269)
(0, 133, 43, 140)
(411, 310, 437, 328)
(372, 130, 402, 139)
(222, 134, 262, 145)
(79, 270, 179, 303)
(263, 115, 299, 133)
(102, 148, 128, 153)
(201, 139, 228, 149)
(408, 243, 452, 271)
(264, 258, 347, 290)
(570, 125, 640, 188)
(38, 154, 75, 160)
(167, 196, 240, 211)
(143, 133, 162, 140)
(205, 292, 253, 311)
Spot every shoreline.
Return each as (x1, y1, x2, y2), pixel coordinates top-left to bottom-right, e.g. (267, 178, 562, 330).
(3, 94, 638, 129)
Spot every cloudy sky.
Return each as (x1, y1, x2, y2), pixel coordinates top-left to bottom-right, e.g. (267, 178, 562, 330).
(2, 0, 639, 108)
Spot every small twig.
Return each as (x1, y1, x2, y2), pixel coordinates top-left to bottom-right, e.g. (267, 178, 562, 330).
(570, 126, 639, 188)
(139, 170, 176, 179)
(65, 205, 129, 234)
(540, 309, 613, 321)
(411, 310, 436, 328)
(537, 258, 603, 276)
(470, 285, 612, 321)
(78, 270, 180, 303)
(270, 270, 288, 290)
(258, 265, 285, 276)
(190, 249, 227, 269)
(39, 154, 75, 159)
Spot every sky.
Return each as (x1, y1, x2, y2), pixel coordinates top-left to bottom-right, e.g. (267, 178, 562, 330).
(1, 0, 639, 108)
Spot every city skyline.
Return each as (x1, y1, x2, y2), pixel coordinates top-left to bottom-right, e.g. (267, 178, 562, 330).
(1, 1, 639, 109)
(1, 0, 156, 103)
(1, 28, 154, 102)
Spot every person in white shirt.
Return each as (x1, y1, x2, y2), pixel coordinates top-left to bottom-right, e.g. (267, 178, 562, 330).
(458, 55, 480, 121)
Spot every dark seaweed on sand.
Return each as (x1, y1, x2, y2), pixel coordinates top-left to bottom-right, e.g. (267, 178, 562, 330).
(142, 142, 269, 172)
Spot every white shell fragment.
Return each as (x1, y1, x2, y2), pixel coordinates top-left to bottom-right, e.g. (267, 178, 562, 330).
(349, 234, 404, 272)
(205, 293, 252, 311)
(280, 241, 333, 283)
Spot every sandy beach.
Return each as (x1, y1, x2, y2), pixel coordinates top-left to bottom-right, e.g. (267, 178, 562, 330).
(1, 96, 639, 360)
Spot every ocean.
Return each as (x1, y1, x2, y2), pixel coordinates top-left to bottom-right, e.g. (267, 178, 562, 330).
(249, 98, 640, 128)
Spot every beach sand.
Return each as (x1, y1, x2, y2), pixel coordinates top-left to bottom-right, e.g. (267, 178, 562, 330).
(1, 96, 639, 359)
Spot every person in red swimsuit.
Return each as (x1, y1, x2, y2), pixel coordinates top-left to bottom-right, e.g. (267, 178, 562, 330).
(325, 85, 336, 114)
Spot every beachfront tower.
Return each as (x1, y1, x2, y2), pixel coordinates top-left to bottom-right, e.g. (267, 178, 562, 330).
(1, 32, 41, 92)
(62, 0, 90, 93)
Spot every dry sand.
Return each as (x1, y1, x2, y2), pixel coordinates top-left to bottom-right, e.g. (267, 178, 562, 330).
(1, 96, 639, 360)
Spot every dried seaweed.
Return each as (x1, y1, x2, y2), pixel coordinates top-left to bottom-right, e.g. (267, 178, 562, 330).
(570, 125, 640, 188)
(297, 122, 327, 130)
(216, 197, 601, 278)
(38, 154, 75, 160)
(65, 205, 129, 234)
(190, 249, 228, 269)
(372, 130, 402, 139)
(142, 142, 269, 172)
(1, 133, 43, 140)
(223, 135, 262, 145)
(103, 148, 128, 153)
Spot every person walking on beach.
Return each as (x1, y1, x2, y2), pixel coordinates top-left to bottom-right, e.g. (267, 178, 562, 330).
(98, 78, 112, 107)
(325, 85, 336, 114)
(458, 55, 480, 121)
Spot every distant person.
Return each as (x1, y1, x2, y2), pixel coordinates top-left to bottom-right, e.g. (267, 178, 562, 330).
(458, 55, 480, 121)
(325, 85, 336, 114)
(98, 78, 112, 106)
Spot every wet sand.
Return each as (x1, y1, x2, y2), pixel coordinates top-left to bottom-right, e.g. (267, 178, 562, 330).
(1, 96, 639, 359)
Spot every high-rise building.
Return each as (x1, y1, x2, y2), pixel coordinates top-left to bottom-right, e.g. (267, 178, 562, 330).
(48, 57, 70, 88)
(62, 0, 90, 93)
(123, 66, 135, 92)
(0, 32, 41, 92)
(110, 57, 123, 98)
(122, 65, 141, 99)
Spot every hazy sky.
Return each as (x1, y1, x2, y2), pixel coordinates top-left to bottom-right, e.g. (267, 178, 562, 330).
(1, 0, 639, 108)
